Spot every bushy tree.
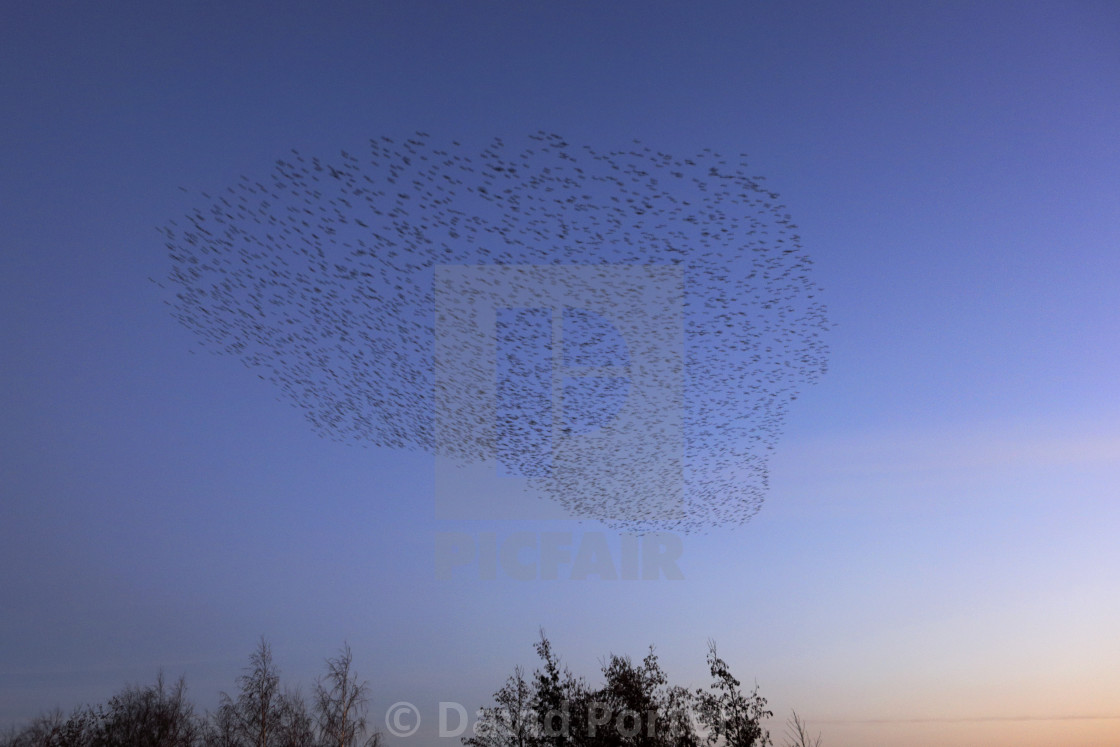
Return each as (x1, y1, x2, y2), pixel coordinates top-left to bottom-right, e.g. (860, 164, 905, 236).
(655, 684, 700, 747)
(590, 648, 668, 747)
(464, 666, 536, 747)
(693, 642, 771, 747)
(532, 631, 600, 747)
(467, 635, 769, 747)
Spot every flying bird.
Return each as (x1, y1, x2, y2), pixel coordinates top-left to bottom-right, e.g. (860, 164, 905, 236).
(160, 132, 831, 533)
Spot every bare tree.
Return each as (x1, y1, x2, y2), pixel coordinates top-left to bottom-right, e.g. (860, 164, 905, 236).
(274, 689, 315, 747)
(313, 644, 380, 747)
(0, 707, 92, 747)
(782, 712, 820, 747)
(216, 638, 283, 747)
(204, 702, 240, 747)
(92, 671, 203, 747)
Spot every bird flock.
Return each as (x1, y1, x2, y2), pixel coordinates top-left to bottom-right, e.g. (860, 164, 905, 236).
(160, 132, 830, 532)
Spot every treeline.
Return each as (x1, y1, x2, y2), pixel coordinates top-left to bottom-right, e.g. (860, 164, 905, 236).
(468, 632, 820, 747)
(3, 634, 822, 747)
(1, 640, 379, 747)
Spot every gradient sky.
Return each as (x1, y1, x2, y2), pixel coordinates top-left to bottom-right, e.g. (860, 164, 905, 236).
(2, 2, 1119, 746)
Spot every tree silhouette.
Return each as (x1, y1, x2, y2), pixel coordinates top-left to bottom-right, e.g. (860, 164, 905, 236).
(216, 638, 283, 747)
(273, 690, 315, 747)
(591, 648, 668, 747)
(0, 640, 380, 747)
(781, 712, 820, 747)
(0, 707, 94, 747)
(464, 666, 536, 747)
(92, 671, 203, 747)
(312, 644, 380, 747)
(0, 637, 806, 747)
(693, 642, 772, 747)
(468, 634, 772, 747)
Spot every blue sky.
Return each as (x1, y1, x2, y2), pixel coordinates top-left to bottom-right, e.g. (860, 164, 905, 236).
(2, 2, 1118, 745)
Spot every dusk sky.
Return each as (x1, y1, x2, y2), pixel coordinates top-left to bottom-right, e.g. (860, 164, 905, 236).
(2, 3, 1119, 746)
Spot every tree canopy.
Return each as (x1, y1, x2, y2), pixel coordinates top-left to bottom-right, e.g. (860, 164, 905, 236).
(466, 632, 775, 747)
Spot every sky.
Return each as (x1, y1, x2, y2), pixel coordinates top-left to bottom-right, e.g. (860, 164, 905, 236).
(2, 2, 1119, 746)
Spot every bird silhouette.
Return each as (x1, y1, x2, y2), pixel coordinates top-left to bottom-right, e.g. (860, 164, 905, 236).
(160, 132, 831, 533)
